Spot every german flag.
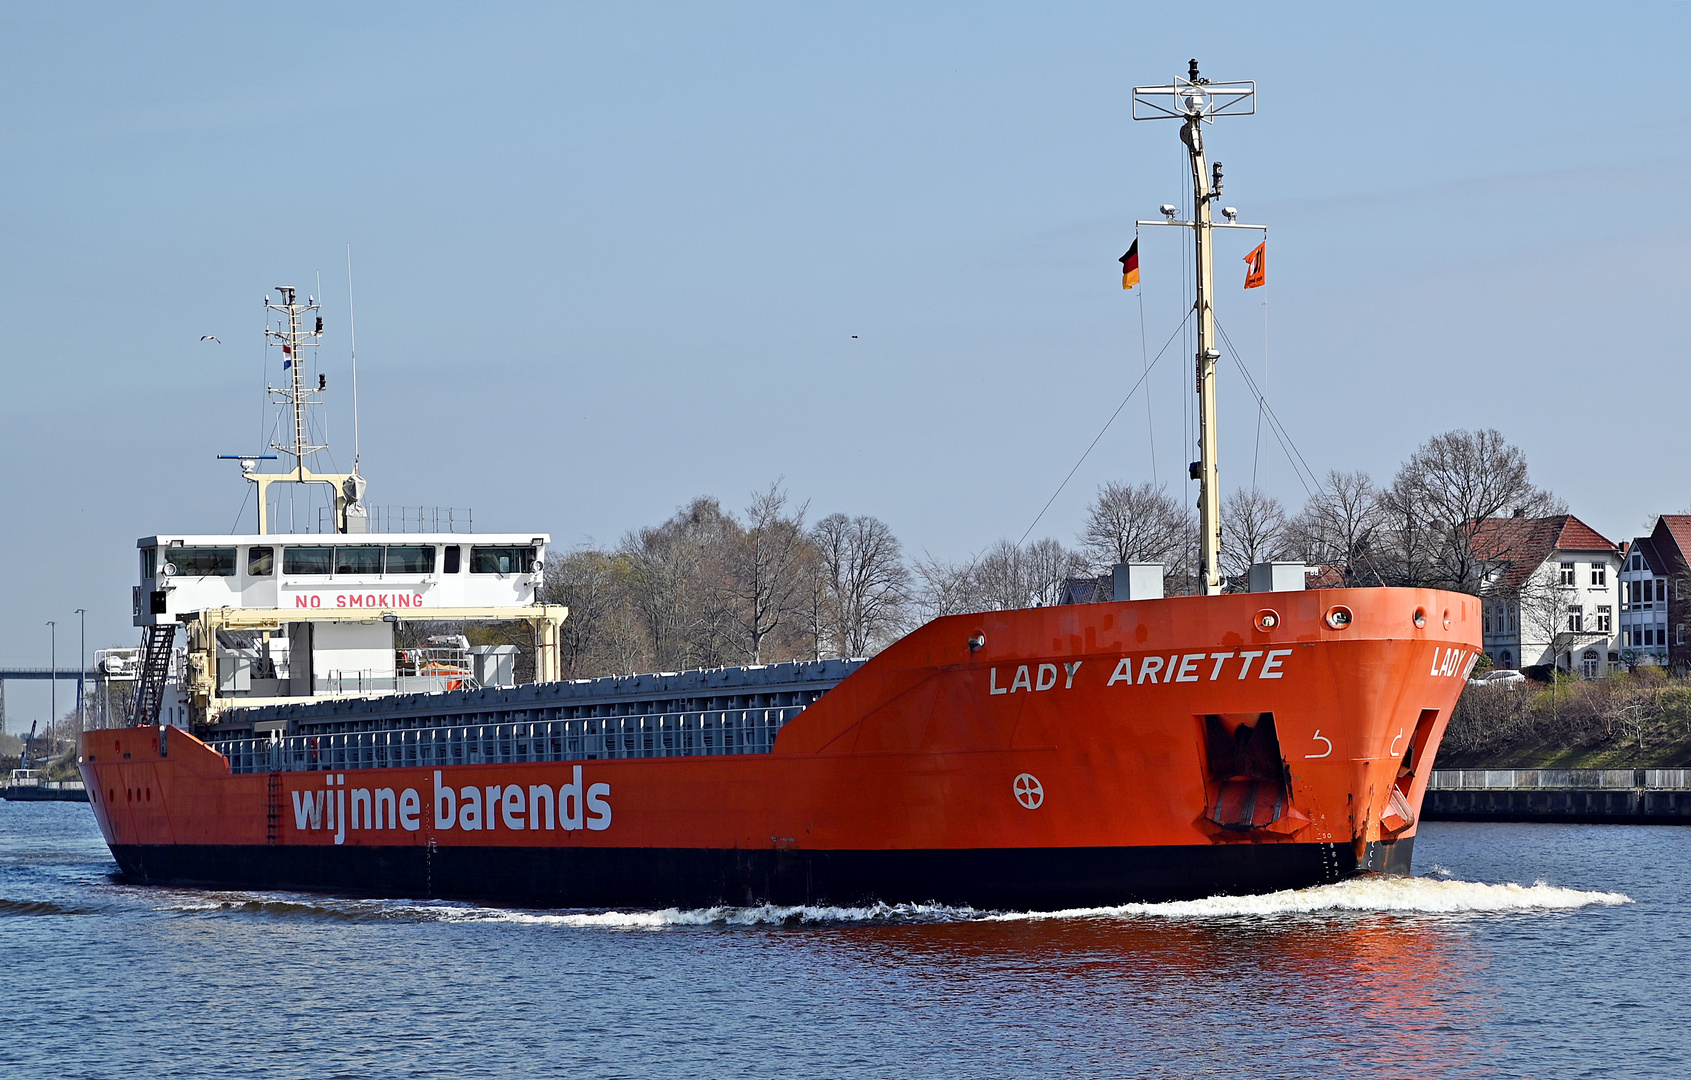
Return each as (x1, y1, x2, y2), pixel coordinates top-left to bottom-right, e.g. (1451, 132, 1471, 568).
(1243, 241, 1265, 289)
(1119, 240, 1140, 290)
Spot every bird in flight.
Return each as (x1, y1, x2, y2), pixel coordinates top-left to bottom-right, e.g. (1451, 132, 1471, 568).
(200, 335, 221, 343)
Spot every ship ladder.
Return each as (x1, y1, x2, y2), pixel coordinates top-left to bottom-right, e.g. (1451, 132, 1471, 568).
(266, 772, 280, 845)
(131, 624, 177, 727)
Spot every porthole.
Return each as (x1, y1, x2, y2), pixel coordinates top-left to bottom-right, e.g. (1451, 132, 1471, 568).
(1326, 606, 1353, 630)
(1254, 609, 1280, 632)
(1413, 608, 1427, 628)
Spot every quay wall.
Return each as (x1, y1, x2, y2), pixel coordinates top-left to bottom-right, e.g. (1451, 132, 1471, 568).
(1424, 769, 1691, 824)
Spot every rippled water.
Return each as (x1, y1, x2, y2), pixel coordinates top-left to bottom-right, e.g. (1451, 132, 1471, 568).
(2, 802, 1685, 1079)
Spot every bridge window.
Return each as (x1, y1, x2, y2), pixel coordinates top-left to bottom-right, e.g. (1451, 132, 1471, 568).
(470, 545, 536, 574)
(443, 545, 461, 574)
(284, 546, 333, 575)
(386, 545, 436, 574)
(141, 547, 156, 580)
(335, 546, 385, 575)
(248, 546, 274, 576)
(172, 547, 237, 576)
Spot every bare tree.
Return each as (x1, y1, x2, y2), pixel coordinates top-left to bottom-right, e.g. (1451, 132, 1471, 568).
(1287, 470, 1387, 586)
(917, 538, 1087, 616)
(1376, 470, 1444, 588)
(1390, 428, 1560, 593)
(619, 497, 737, 670)
(1022, 537, 1090, 607)
(969, 540, 1034, 612)
(725, 483, 813, 664)
(812, 513, 911, 657)
(1220, 487, 1289, 584)
(541, 547, 623, 678)
(913, 551, 981, 620)
(1079, 481, 1190, 569)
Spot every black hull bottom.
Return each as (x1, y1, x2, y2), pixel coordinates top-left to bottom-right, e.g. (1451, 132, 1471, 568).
(109, 837, 1414, 909)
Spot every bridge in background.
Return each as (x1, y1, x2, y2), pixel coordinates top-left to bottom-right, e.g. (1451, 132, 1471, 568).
(0, 668, 90, 735)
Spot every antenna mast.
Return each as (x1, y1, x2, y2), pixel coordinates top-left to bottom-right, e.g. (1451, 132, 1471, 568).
(238, 285, 367, 534)
(347, 245, 360, 471)
(1133, 60, 1260, 596)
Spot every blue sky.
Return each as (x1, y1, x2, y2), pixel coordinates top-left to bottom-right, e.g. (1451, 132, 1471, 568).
(2, 3, 1688, 723)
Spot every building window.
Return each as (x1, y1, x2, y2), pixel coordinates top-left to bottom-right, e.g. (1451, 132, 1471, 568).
(1567, 605, 1583, 633)
(1591, 564, 1606, 587)
(1596, 605, 1612, 633)
(1679, 624, 1686, 646)
(1499, 650, 1513, 669)
(1560, 562, 1576, 586)
(1644, 579, 1655, 603)
(1484, 606, 1493, 634)
(1644, 628, 1655, 646)
(1581, 650, 1599, 678)
(1632, 552, 1643, 571)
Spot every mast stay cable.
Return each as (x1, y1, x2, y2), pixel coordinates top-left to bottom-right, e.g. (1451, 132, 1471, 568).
(1016, 307, 1194, 548)
(1212, 312, 1320, 497)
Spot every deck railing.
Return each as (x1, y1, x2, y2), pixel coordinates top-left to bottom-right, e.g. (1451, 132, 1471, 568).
(213, 707, 806, 775)
(1, 778, 86, 792)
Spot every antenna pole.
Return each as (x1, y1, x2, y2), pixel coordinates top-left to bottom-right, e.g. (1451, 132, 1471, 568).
(1183, 100, 1223, 596)
(347, 245, 360, 469)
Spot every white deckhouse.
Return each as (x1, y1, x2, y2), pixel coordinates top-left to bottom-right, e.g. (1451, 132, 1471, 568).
(125, 286, 565, 728)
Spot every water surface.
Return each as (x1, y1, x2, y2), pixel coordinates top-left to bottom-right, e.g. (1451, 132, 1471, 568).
(2, 801, 1682, 1078)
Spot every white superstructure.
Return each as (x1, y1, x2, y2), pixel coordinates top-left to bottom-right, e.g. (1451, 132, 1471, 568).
(121, 283, 567, 729)
(135, 533, 546, 621)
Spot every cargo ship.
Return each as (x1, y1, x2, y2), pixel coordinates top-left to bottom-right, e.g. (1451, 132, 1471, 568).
(81, 64, 1480, 909)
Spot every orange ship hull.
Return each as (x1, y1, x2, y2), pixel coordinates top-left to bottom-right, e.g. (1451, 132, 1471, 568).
(81, 587, 1479, 908)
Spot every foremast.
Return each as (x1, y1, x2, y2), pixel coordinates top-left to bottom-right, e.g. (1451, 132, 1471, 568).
(1183, 103, 1223, 594)
(1134, 60, 1261, 595)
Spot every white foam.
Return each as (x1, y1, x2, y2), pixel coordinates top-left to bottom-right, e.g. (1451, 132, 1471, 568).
(984, 875, 1632, 922)
(429, 900, 980, 929)
(126, 875, 1630, 930)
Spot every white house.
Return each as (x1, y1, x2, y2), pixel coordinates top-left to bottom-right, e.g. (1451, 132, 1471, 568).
(1473, 514, 1621, 676)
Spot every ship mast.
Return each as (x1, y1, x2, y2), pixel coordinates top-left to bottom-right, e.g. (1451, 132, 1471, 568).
(1133, 61, 1261, 595)
(239, 285, 367, 535)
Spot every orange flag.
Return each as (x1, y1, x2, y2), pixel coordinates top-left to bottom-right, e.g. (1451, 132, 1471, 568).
(1243, 241, 1265, 289)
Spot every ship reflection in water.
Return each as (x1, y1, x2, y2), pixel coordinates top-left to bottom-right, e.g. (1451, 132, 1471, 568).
(3, 811, 1680, 1080)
